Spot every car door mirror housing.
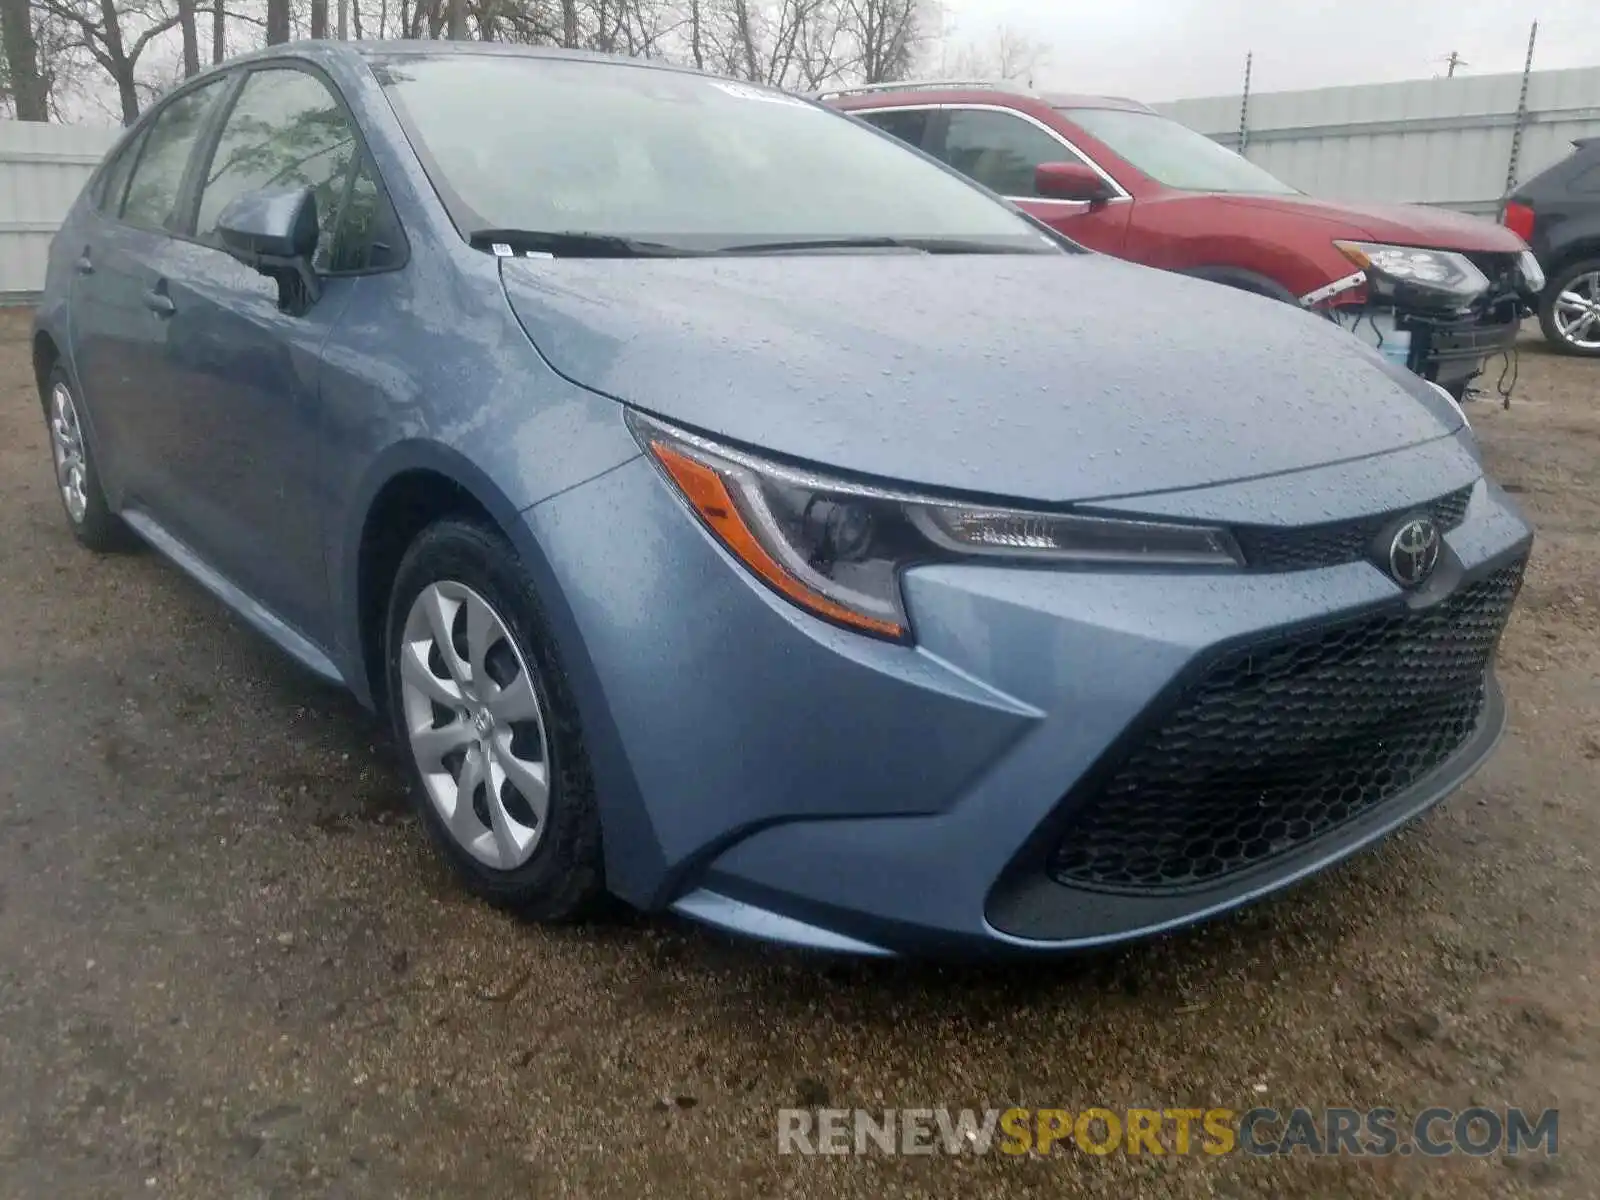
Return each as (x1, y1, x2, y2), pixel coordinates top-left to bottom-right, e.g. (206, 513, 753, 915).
(1035, 161, 1115, 204)
(215, 185, 321, 310)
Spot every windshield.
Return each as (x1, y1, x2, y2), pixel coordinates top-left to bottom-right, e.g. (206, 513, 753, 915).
(1063, 107, 1298, 195)
(376, 55, 1057, 253)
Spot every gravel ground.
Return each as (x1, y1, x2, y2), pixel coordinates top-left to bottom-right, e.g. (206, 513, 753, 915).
(0, 305, 1596, 1200)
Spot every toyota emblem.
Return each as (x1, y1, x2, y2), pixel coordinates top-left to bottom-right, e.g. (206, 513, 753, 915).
(1388, 517, 1441, 587)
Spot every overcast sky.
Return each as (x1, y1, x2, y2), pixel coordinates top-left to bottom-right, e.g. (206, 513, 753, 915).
(938, 0, 1600, 101)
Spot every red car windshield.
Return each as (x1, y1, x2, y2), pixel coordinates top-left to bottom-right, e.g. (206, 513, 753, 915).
(1064, 108, 1299, 195)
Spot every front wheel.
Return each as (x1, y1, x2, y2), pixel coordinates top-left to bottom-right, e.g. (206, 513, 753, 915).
(1538, 259, 1600, 357)
(384, 518, 603, 920)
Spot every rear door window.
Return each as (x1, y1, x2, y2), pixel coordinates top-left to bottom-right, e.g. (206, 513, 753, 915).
(120, 79, 228, 231)
(858, 109, 933, 151)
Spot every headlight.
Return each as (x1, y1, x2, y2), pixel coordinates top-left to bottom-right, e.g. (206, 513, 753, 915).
(1518, 249, 1546, 293)
(631, 413, 1242, 641)
(1334, 240, 1490, 309)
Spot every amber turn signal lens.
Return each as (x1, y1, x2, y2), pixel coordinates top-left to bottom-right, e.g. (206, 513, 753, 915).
(648, 440, 906, 639)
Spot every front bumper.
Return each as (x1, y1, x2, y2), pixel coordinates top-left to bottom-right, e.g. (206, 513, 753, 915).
(1407, 311, 1522, 392)
(526, 451, 1533, 958)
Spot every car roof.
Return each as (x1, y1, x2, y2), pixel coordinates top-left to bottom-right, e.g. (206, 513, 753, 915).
(221, 37, 726, 80)
(824, 82, 1155, 114)
(1041, 93, 1155, 113)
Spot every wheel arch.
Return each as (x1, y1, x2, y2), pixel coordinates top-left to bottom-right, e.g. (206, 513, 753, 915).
(1543, 239, 1600, 285)
(343, 440, 650, 901)
(32, 329, 62, 409)
(344, 442, 538, 714)
(1178, 264, 1300, 304)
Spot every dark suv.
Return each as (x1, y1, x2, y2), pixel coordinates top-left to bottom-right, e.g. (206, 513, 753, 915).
(1502, 137, 1600, 356)
(826, 81, 1544, 399)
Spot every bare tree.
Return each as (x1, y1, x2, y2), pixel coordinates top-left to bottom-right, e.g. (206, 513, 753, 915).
(840, 0, 920, 83)
(177, 0, 200, 74)
(211, 0, 225, 61)
(933, 21, 1048, 85)
(730, 0, 759, 79)
(1, 0, 50, 118)
(991, 23, 1045, 85)
(39, 0, 182, 123)
(311, 0, 328, 36)
(266, 0, 290, 42)
(685, 0, 704, 67)
(445, 0, 465, 36)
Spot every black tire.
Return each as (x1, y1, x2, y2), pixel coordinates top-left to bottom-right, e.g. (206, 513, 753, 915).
(42, 365, 134, 552)
(384, 517, 603, 920)
(1537, 257, 1600, 357)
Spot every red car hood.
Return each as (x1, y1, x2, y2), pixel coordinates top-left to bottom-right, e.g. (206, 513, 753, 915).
(1210, 194, 1523, 252)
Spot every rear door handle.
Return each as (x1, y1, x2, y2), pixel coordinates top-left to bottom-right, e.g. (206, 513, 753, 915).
(144, 290, 175, 316)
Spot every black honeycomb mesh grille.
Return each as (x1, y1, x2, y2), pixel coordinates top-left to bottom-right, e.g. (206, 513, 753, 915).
(1046, 562, 1525, 894)
(1233, 485, 1474, 572)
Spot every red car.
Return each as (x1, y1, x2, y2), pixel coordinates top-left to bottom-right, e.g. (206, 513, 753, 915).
(825, 82, 1544, 399)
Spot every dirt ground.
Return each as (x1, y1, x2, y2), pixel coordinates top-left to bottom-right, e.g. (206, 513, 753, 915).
(0, 304, 1596, 1200)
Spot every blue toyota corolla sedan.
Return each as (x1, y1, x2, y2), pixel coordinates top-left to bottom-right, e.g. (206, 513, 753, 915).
(34, 41, 1532, 957)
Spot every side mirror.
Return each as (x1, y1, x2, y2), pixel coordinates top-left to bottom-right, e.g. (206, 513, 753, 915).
(215, 185, 321, 309)
(1035, 161, 1116, 205)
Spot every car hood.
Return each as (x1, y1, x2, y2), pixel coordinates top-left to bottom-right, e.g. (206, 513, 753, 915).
(1208, 194, 1524, 252)
(500, 252, 1462, 504)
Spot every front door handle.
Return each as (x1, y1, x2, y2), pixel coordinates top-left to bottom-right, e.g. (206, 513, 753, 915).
(144, 290, 176, 317)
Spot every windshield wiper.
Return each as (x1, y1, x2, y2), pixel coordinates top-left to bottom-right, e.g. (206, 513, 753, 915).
(715, 236, 1053, 255)
(467, 228, 705, 258)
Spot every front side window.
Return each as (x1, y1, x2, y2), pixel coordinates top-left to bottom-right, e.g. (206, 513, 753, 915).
(121, 79, 227, 230)
(325, 154, 403, 272)
(1063, 107, 1298, 195)
(375, 56, 1054, 252)
(940, 109, 1091, 199)
(195, 67, 361, 270)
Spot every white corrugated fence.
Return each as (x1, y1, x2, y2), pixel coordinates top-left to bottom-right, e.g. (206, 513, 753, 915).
(1152, 66, 1600, 216)
(0, 121, 120, 302)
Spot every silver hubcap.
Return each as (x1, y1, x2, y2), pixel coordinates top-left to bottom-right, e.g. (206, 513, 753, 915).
(399, 581, 550, 870)
(1554, 271, 1600, 349)
(48, 383, 89, 524)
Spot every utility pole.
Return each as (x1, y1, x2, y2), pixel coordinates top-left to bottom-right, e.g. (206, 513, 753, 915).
(1505, 21, 1538, 193)
(1443, 50, 1466, 77)
(1238, 51, 1253, 156)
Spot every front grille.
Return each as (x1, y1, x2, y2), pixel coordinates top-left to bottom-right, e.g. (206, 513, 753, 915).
(1232, 485, 1473, 572)
(1046, 561, 1525, 893)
